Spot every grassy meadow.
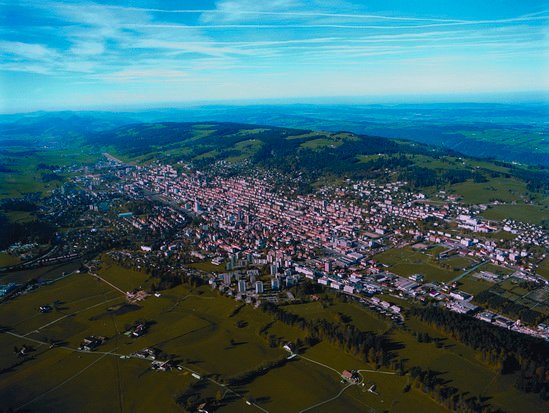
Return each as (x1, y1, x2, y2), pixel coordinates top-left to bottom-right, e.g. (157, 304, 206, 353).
(373, 247, 460, 283)
(481, 204, 548, 225)
(0, 148, 97, 200)
(277, 295, 546, 413)
(0, 259, 457, 413)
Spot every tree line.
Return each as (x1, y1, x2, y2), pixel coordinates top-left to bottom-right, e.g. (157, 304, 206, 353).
(259, 301, 392, 367)
(408, 366, 504, 413)
(409, 306, 548, 399)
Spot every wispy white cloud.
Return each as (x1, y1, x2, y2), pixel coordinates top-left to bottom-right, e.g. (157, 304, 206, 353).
(63, 1, 549, 25)
(126, 19, 549, 31)
(43, 1, 549, 27)
(0, 41, 58, 60)
(88, 68, 189, 83)
(133, 39, 255, 57)
(69, 40, 105, 56)
(0, 62, 53, 75)
(200, 0, 301, 23)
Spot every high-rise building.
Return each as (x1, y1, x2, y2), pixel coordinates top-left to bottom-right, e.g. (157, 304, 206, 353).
(286, 276, 297, 288)
(255, 281, 264, 294)
(238, 279, 247, 293)
(271, 278, 280, 290)
(223, 273, 232, 285)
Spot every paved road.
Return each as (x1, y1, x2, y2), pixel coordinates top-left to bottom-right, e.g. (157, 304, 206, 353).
(90, 272, 127, 296)
(22, 295, 121, 337)
(103, 152, 127, 165)
(297, 354, 341, 376)
(16, 351, 114, 410)
(449, 259, 488, 284)
(295, 353, 364, 413)
(357, 369, 395, 375)
(298, 383, 354, 413)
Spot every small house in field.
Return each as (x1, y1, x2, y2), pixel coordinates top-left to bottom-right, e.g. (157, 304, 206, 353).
(197, 403, 209, 413)
(283, 342, 295, 353)
(341, 370, 359, 382)
(79, 336, 106, 351)
(39, 304, 52, 313)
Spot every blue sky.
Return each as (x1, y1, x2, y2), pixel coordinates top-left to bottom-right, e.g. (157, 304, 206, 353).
(0, 0, 547, 112)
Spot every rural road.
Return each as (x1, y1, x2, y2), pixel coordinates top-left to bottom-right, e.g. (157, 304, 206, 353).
(449, 259, 488, 284)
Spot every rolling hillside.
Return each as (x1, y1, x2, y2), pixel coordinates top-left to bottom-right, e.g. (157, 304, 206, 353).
(89, 122, 548, 211)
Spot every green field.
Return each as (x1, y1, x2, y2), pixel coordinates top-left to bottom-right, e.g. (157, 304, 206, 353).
(300, 138, 343, 149)
(374, 247, 457, 283)
(456, 275, 494, 296)
(356, 154, 385, 163)
(188, 260, 225, 273)
(482, 204, 548, 225)
(0, 260, 83, 285)
(440, 256, 476, 271)
(456, 129, 548, 156)
(0, 148, 98, 199)
(98, 256, 152, 291)
(246, 342, 448, 413)
(409, 154, 459, 170)
(394, 317, 544, 413)
(267, 291, 547, 413)
(0, 252, 20, 267)
(450, 178, 529, 204)
(293, 132, 358, 151)
(226, 139, 263, 162)
(483, 230, 518, 241)
(424, 245, 448, 257)
(405, 154, 546, 207)
(1, 258, 545, 412)
(4, 210, 36, 223)
(0, 265, 290, 411)
(286, 131, 328, 140)
(284, 301, 390, 334)
(482, 263, 513, 276)
(536, 257, 549, 279)
(269, 295, 546, 413)
(0, 259, 447, 413)
(0, 262, 347, 411)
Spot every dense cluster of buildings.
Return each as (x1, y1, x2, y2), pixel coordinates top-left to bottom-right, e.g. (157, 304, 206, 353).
(3, 155, 547, 341)
(76, 158, 543, 339)
(113, 161, 545, 277)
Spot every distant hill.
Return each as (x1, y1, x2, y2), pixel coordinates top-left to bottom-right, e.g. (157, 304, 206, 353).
(2, 103, 547, 166)
(124, 103, 546, 167)
(88, 122, 548, 195)
(0, 112, 138, 148)
(91, 121, 442, 168)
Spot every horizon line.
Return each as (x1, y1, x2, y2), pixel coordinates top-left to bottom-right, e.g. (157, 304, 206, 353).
(2, 90, 549, 115)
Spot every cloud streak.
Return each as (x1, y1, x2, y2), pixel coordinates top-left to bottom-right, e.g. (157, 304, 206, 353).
(61, 2, 549, 25)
